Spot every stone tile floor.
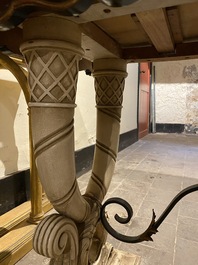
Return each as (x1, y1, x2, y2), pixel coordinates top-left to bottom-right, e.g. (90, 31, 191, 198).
(16, 133, 198, 265)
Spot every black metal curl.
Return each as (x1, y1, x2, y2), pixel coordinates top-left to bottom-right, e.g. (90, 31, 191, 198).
(101, 184, 198, 243)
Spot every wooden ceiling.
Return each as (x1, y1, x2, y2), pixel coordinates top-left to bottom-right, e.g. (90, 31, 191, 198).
(1, 0, 198, 63)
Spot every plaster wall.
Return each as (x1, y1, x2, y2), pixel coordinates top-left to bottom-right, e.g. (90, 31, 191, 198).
(121, 63, 139, 133)
(0, 63, 138, 178)
(154, 59, 198, 126)
(0, 70, 29, 179)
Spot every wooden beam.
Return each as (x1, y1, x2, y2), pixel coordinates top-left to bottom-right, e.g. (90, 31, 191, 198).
(167, 6, 183, 43)
(123, 41, 198, 62)
(80, 22, 122, 58)
(136, 8, 175, 53)
(130, 14, 152, 44)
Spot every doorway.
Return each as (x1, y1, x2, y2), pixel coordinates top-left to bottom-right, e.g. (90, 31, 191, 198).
(138, 62, 151, 139)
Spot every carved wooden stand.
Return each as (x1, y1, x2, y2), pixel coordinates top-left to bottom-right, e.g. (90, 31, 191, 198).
(20, 15, 127, 265)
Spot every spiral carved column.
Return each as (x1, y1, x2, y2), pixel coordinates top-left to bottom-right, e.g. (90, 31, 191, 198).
(85, 58, 127, 262)
(20, 15, 96, 264)
(86, 58, 127, 202)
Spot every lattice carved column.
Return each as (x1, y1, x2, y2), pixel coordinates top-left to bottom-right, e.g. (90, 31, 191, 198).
(86, 58, 127, 202)
(20, 15, 97, 264)
(85, 59, 127, 263)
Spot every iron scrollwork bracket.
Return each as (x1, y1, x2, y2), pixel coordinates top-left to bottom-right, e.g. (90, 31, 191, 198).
(100, 184, 198, 243)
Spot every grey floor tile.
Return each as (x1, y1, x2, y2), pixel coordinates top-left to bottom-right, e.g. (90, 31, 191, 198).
(127, 170, 157, 184)
(174, 238, 198, 265)
(105, 188, 145, 217)
(125, 216, 176, 253)
(179, 200, 198, 219)
(145, 187, 180, 205)
(137, 200, 179, 225)
(119, 243, 173, 265)
(177, 216, 198, 242)
(151, 174, 183, 192)
(119, 179, 151, 194)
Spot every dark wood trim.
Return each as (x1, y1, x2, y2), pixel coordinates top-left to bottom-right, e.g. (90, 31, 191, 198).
(80, 22, 122, 58)
(123, 41, 198, 62)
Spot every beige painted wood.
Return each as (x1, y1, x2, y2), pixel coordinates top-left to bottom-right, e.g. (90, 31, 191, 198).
(0, 198, 52, 264)
(80, 22, 122, 58)
(136, 9, 174, 53)
(179, 2, 198, 40)
(167, 7, 183, 43)
(0, 197, 52, 236)
(95, 15, 149, 47)
(82, 34, 117, 60)
(0, 202, 31, 237)
(0, 52, 45, 224)
(0, 221, 36, 265)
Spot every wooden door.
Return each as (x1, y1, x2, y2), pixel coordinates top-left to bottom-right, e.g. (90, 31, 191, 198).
(138, 62, 151, 139)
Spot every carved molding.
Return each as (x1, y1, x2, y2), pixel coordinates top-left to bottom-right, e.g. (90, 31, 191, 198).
(21, 40, 83, 106)
(94, 75, 125, 107)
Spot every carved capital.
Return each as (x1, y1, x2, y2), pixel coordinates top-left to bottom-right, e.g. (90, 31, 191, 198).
(93, 58, 127, 108)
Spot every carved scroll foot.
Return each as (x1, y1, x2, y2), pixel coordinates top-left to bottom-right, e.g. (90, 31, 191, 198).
(33, 213, 79, 265)
(33, 196, 101, 265)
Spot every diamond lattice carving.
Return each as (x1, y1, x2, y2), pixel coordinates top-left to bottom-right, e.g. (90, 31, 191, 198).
(95, 75, 125, 106)
(26, 50, 79, 103)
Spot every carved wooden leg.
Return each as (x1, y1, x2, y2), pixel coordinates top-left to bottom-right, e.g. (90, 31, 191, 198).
(86, 58, 127, 202)
(20, 15, 97, 264)
(85, 58, 127, 263)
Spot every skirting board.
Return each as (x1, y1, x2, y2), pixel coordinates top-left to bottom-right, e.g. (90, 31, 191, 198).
(156, 123, 184, 133)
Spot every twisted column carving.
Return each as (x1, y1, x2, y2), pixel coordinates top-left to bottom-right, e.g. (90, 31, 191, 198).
(85, 58, 127, 263)
(86, 58, 127, 202)
(20, 15, 100, 264)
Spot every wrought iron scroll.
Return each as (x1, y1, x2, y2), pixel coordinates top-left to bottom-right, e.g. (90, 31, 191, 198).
(100, 184, 198, 243)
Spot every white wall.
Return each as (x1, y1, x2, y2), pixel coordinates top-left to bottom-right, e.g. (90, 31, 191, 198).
(154, 59, 198, 126)
(121, 63, 138, 133)
(0, 70, 29, 178)
(0, 63, 138, 177)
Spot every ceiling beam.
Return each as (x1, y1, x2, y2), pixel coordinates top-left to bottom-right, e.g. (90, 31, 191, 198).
(80, 22, 122, 58)
(123, 41, 198, 62)
(136, 8, 175, 53)
(166, 6, 183, 43)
